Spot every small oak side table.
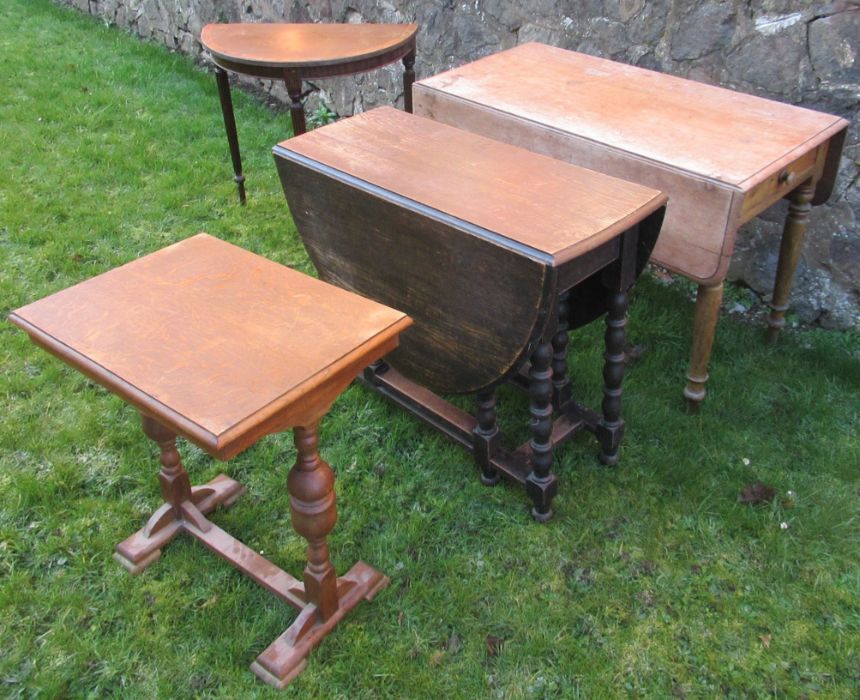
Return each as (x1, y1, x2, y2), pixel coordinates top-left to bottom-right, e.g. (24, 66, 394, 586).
(413, 43, 849, 410)
(200, 22, 418, 203)
(9, 233, 411, 689)
(274, 107, 667, 520)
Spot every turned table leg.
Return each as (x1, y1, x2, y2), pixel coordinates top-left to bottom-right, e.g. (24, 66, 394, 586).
(114, 414, 245, 574)
(767, 180, 815, 344)
(285, 73, 307, 137)
(525, 341, 558, 522)
(683, 281, 724, 413)
(597, 290, 629, 466)
(289, 425, 338, 621)
(552, 290, 572, 410)
(214, 67, 246, 205)
(402, 48, 416, 114)
(474, 388, 501, 486)
(251, 423, 389, 689)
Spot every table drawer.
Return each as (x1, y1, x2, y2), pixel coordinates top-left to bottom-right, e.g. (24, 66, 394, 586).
(740, 145, 824, 222)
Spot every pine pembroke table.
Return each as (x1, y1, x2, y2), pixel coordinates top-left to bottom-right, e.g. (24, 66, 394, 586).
(412, 43, 849, 410)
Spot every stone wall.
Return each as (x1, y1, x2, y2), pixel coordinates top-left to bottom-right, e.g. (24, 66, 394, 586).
(60, 0, 860, 328)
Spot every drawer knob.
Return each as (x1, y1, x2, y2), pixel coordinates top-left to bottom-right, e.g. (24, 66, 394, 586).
(778, 169, 794, 185)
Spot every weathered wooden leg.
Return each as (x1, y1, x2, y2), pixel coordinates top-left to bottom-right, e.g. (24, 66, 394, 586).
(251, 424, 388, 689)
(114, 414, 245, 574)
(683, 281, 724, 413)
(767, 180, 815, 344)
(525, 342, 558, 522)
(402, 49, 416, 113)
(285, 73, 307, 137)
(474, 389, 500, 486)
(214, 67, 246, 205)
(552, 290, 571, 410)
(597, 290, 629, 466)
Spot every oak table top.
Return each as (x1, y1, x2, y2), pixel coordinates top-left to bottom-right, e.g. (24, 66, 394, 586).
(414, 42, 848, 284)
(281, 106, 666, 266)
(9, 233, 411, 689)
(9, 233, 410, 460)
(275, 107, 667, 519)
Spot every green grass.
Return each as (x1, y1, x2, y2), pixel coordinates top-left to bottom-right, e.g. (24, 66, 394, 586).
(1, 1, 859, 697)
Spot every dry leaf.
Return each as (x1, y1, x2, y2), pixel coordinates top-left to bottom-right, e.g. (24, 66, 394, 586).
(397, 611, 404, 626)
(428, 650, 445, 667)
(760, 634, 772, 649)
(485, 634, 504, 657)
(739, 481, 776, 505)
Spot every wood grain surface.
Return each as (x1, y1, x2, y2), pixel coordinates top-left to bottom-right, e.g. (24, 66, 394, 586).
(277, 107, 666, 265)
(415, 43, 847, 188)
(9, 234, 411, 459)
(200, 23, 417, 69)
(413, 44, 848, 284)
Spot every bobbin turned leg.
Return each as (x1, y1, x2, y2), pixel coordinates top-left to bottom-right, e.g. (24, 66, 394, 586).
(114, 414, 245, 575)
(767, 180, 815, 344)
(552, 291, 571, 410)
(683, 281, 724, 413)
(251, 424, 389, 690)
(596, 290, 629, 466)
(402, 48, 416, 113)
(285, 73, 307, 137)
(214, 67, 246, 204)
(474, 389, 500, 486)
(525, 342, 558, 522)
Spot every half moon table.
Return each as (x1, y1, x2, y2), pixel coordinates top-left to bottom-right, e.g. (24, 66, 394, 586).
(413, 42, 849, 410)
(200, 22, 418, 203)
(9, 233, 412, 689)
(274, 107, 667, 520)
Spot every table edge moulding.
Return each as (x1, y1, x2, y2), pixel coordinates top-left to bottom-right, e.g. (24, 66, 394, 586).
(411, 41, 849, 410)
(273, 107, 668, 520)
(8, 233, 412, 689)
(200, 22, 419, 203)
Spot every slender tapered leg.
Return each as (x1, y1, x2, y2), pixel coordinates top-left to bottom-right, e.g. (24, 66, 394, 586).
(402, 49, 416, 113)
(597, 290, 629, 466)
(683, 281, 724, 412)
(114, 414, 245, 574)
(474, 388, 500, 486)
(285, 73, 307, 137)
(767, 180, 815, 344)
(525, 341, 558, 522)
(214, 67, 246, 204)
(552, 290, 571, 410)
(250, 424, 388, 689)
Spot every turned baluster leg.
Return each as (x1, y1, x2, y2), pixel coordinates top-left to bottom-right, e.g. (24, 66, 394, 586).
(598, 291, 629, 466)
(552, 290, 571, 410)
(525, 342, 558, 522)
(214, 67, 246, 205)
(402, 48, 416, 113)
(285, 73, 307, 137)
(767, 180, 815, 344)
(141, 414, 192, 513)
(683, 281, 724, 412)
(288, 424, 338, 621)
(474, 388, 500, 486)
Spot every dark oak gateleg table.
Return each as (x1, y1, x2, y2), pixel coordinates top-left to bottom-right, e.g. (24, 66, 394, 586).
(8, 233, 411, 689)
(274, 107, 667, 521)
(412, 43, 849, 411)
(199, 22, 418, 204)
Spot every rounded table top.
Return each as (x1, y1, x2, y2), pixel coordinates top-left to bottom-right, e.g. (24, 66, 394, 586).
(200, 22, 417, 70)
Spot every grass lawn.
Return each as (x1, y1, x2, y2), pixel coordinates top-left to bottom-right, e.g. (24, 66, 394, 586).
(1, 1, 858, 697)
